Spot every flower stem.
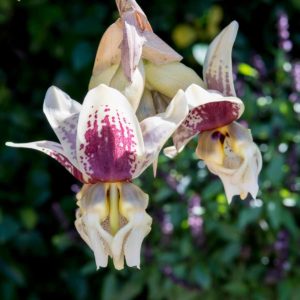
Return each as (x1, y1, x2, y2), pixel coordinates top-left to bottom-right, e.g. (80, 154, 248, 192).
(109, 183, 119, 235)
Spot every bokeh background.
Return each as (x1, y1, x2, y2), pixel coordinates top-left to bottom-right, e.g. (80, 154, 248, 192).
(1, 0, 300, 299)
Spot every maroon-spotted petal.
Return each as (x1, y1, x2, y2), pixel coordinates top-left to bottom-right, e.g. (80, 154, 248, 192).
(6, 141, 85, 182)
(76, 84, 144, 183)
(203, 21, 238, 97)
(172, 84, 244, 153)
(182, 101, 240, 133)
(43, 86, 81, 169)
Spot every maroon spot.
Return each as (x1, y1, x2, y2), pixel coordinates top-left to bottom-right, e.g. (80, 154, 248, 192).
(82, 107, 137, 182)
(205, 61, 235, 96)
(211, 131, 225, 144)
(183, 101, 239, 134)
(47, 150, 84, 182)
(211, 131, 222, 140)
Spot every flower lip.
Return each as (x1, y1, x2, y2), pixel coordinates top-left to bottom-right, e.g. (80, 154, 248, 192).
(75, 181, 152, 270)
(196, 122, 262, 203)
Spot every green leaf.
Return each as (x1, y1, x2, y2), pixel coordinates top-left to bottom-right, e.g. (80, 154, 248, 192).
(193, 265, 211, 289)
(238, 207, 262, 229)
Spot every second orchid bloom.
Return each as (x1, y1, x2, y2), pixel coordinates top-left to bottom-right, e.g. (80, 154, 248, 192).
(165, 21, 262, 203)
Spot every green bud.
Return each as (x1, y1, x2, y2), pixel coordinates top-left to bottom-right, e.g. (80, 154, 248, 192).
(145, 62, 205, 98)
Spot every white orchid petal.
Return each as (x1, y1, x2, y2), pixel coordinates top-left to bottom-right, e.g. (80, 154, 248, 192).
(203, 21, 238, 96)
(83, 214, 110, 269)
(112, 254, 125, 270)
(136, 88, 156, 121)
(91, 21, 122, 76)
(184, 84, 244, 126)
(170, 84, 244, 156)
(113, 182, 151, 269)
(124, 213, 152, 268)
(75, 184, 113, 269)
(6, 141, 85, 182)
(171, 125, 197, 157)
(152, 155, 158, 177)
(121, 181, 149, 211)
(134, 89, 188, 177)
(142, 31, 182, 64)
(110, 60, 145, 111)
(76, 84, 144, 182)
(89, 64, 119, 90)
(207, 165, 242, 203)
(152, 91, 170, 114)
(75, 210, 93, 249)
(111, 221, 132, 270)
(163, 145, 178, 159)
(43, 86, 81, 168)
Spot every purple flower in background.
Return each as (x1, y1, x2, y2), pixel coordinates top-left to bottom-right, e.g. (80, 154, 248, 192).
(265, 230, 290, 284)
(292, 63, 300, 92)
(252, 54, 267, 78)
(162, 265, 201, 291)
(161, 213, 174, 235)
(289, 62, 300, 103)
(188, 195, 204, 244)
(277, 11, 293, 52)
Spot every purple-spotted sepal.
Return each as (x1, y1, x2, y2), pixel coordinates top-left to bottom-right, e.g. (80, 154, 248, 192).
(164, 84, 244, 158)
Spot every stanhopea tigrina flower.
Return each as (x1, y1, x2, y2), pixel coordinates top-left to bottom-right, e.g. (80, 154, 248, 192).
(6, 84, 188, 269)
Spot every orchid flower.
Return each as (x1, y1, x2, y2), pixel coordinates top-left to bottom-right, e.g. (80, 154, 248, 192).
(89, 0, 203, 116)
(196, 122, 262, 203)
(164, 21, 262, 203)
(164, 21, 244, 156)
(6, 84, 188, 269)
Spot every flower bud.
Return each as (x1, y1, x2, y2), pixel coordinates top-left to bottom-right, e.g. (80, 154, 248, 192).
(144, 62, 205, 98)
(89, 64, 119, 90)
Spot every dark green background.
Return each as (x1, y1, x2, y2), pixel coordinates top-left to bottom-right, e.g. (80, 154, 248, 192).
(1, 0, 300, 299)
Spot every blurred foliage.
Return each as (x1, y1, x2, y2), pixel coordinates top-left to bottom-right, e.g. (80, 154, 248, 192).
(1, 0, 300, 299)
